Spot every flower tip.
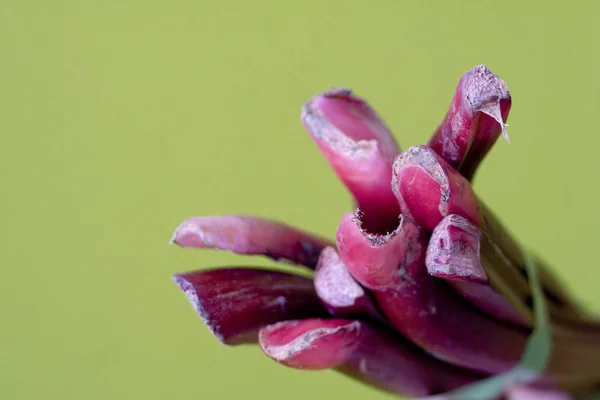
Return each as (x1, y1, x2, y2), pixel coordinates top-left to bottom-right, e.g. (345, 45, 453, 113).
(169, 219, 205, 248)
(465, 64, 510, 105)
(464, 64, 511, 139)
(301, 87, 399, 158)
(171, 274, 193, 296)
(168, 229, 179, 245)
(336, 211, 417, 290)
(171, 274, 227, 344)
(301, 87, 357, 132)
(259, 319, 362, 370)
(321, 87, 354, 99)
(303, 87, 354, 108)
(171, 274, 200, 309)
(314, 246, 365, 308)
(426, 215, 487, 284)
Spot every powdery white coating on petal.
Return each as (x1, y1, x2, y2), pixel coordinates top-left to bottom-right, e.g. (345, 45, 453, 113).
(301, 87, 400, 161)
(170, 215, 333, 269)
(172, 275, 225, 343)
(314, 247, 365, 307)
(260, 320, 362, 363)
(302, 103, 381, 159)
(392, 145, 484, 231)
(445, 99, 466, 162)
(465, 65, 511, 144)
(265, 296, 287, 312)
(393, 146, 450, 217)
(359, 358, 368, 373)
(172, 268, 328, 345)
(426, 214, 487, 283)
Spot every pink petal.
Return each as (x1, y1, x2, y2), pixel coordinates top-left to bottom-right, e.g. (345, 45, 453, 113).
(259, 319, 362, 370)
(314, 246, 387, 323)
(170, 215, 333, 269)
(259, 318, 482, 396)
(428, 64, 511, 181)
(336, 210, 412, 290)
(392, 145, 483, 232)
(302, 88, 401, 233)
(172, 268, 328, 345)
(426, 214, 487, 284)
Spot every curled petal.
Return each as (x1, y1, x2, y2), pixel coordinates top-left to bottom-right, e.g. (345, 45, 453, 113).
(172, 268, 328, 345)
(428, 64, 511, 181)
(392, 145, 483, 232)
(425, 213, 487, 284)
(170, 215, 333, 269)
(314, 246, 387, 323)
(302, 88, 401, 232)
(335, 211, 408, 289)
(259, 319, 362, 370)
(426, 214, 530, 328)
(259, 318, 482, 396)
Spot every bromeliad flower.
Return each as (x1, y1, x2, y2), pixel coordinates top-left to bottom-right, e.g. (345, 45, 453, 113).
(170, 65, 600, 399)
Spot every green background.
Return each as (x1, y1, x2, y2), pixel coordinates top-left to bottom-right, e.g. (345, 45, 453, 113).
(2, 1, 600, 399)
